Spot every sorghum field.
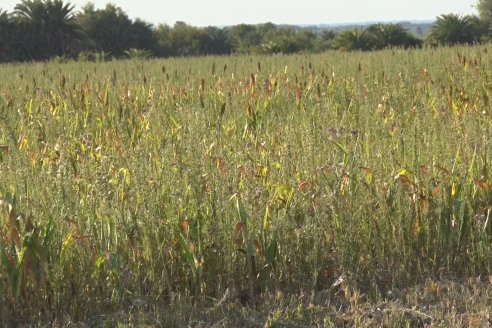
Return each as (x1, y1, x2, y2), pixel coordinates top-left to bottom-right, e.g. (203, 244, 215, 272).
(1, 46, 492, 327)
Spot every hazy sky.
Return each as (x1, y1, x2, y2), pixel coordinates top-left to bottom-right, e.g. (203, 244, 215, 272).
(1, 0, 477, 27)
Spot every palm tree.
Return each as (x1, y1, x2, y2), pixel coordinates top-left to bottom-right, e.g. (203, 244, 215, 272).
(332, 28, 372, 51)
(365, 23, 422, 49)
(0, 10, 15, 61)
(315, 30, 336, 52)
(44, 0, 83, 55)
(13, 0, 47, 58)
(204, 27, 235, 55)
(124, 48, 152, 59)
(14, 0, 82, 58)
(14, 0, 45, 28)
(427, 14, 477, 46)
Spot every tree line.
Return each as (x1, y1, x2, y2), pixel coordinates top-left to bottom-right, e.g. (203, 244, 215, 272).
(1, 0, 491, 63)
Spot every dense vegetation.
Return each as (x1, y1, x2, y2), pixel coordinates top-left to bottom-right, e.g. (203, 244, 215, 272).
(1, 43, 492, 325)
(0, 0, 491, 62)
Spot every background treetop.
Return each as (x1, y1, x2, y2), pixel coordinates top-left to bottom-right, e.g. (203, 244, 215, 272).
(0, 0, 487, 63)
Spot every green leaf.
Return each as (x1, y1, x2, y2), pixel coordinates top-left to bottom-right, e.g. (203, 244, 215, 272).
(329, 138, 348, 155)
(236, 198, 250, 223)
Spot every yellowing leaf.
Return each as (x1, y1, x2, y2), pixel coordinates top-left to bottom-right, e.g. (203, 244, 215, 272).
(276, 184, 293, 201)
(61, 231, 74, 263)
(451, 183, 458, 197)
(396, 169, 410, 178)
(18, 135, 28, 151)
(257, 166, 269, 178)
(119, 167, 131, 186)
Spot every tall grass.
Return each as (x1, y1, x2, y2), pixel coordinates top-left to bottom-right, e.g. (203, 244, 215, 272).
(0, 46, 491, 324)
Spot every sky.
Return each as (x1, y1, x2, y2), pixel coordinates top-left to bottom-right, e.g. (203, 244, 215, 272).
(1, 0, 477, 27)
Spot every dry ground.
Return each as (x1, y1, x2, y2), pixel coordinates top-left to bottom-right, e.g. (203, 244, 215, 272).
(47, 276, 491, 328)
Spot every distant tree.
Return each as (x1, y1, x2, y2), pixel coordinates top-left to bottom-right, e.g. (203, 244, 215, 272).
(45, 0, 83, 55)
(261, 27, 297, 53)
(13, 0, 49, 58)
(469, 14, 490, 41)
(124, 48, 152, 59)
(259, 41, 282, 54)
(154, 23, 173, 57)
(474, 0, 492, 41)
(230, 24, 261, 53)
(169, 21, 208, 56)
(257, 22, 277, 40)
(0, 11, 11, 53)
(14, 0, 45, 29)
(314, 30, 336, 52)
(77, 3, 134, 56)
(0, 10, 9, 22)
(259, 27, 317, 54)
(332, 28, 372, 51)
(295, 29, 317, 51)
(476, 0, 492, 23)
(12, 0, 82, 59)
(204, 27, 234, 55)
(154, 24, 232, 57)
(4, 2, 487, 62)
(0, 9, 17, 61)
(365, 23, 422, 49)
(130, 19, 157, 54)
(427, 14, 477, 46)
